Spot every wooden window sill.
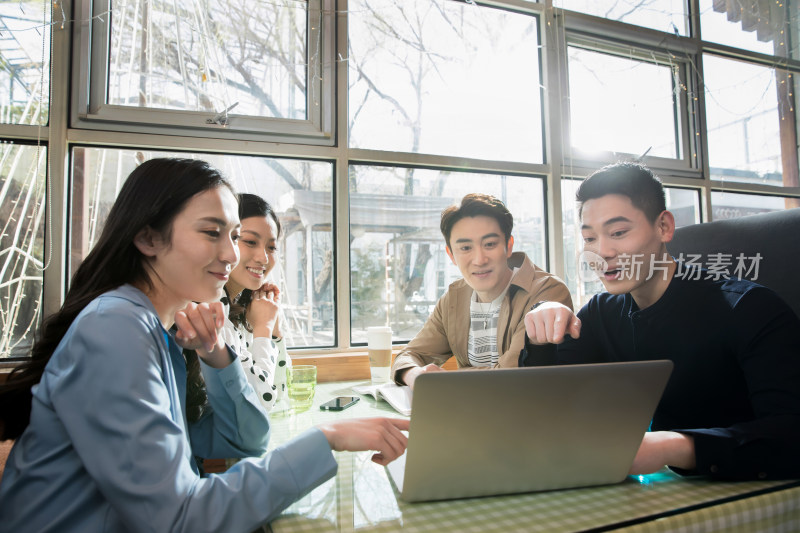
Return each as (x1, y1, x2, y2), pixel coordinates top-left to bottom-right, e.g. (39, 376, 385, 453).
(292, 352, 457, 383)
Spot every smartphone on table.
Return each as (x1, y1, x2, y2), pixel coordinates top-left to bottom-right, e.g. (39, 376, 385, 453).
(319, 396, 360, 411)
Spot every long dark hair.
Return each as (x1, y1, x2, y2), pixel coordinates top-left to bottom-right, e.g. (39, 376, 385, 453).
(0, 158, 234, 439)
(226, 193, 282, 332)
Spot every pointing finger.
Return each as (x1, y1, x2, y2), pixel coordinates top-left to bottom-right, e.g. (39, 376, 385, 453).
(569, 316, 582, 339)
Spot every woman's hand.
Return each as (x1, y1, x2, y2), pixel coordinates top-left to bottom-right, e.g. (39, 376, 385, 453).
(260, 282, 280, 301)
(174, 301, 230, 368)
(272, 315, 282, 340)
(248, 283, 280, 339)
(264, 281, 282, 339)
(317, 417, 410, 466)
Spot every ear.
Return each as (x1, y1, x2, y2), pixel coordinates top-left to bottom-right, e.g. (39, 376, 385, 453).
(656, 210, 676, 243)
(133, 226, 164, 257)
(506, 235, 515, 257)
(445, 246, 456, 266)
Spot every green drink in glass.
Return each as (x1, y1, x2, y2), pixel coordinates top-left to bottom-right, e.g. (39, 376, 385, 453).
(287, 365, 317, 412)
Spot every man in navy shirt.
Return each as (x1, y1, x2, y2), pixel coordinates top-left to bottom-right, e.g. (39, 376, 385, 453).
(520, 162, 800, 480)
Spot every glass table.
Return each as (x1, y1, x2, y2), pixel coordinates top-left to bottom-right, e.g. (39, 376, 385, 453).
(264, 382, 800, 532)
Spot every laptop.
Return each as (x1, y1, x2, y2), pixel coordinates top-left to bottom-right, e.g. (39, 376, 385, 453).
(386, 360, 673, 502)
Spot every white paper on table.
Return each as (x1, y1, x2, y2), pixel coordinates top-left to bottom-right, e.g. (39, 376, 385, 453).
(352, 382, 412, 416)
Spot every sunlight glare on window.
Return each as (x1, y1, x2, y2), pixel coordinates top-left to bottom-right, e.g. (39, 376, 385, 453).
(703, 54, 797, 187)
(556, 0, 688, 35)
(0, 1, 50, 125)
(108, 0, 307, 119)
(568, 47, 680, 159)
(698, 0, 796, 58)
(348, 0, 543, 163)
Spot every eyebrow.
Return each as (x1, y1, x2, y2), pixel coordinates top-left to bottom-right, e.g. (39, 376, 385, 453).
(454, 232, 501, 244)
(241, 229, 262, 238)
(199, 216, 240, 229)
(581, 216, 631, 230)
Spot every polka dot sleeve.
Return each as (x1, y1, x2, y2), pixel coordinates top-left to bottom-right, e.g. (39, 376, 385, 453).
(218, 311, 281, 413)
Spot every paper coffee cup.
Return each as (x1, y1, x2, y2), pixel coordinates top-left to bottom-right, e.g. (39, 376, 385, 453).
(367, 326, 392, 384)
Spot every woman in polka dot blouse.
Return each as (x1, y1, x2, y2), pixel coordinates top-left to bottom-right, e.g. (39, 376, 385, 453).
(218, 193, 291, 413)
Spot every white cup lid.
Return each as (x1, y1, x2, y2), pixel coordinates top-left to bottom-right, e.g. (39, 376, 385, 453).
(366, 326, 393, 349)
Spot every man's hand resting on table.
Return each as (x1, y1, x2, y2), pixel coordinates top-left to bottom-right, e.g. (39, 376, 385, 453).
(317, 418, 410, 466)
(401, 364, 444, 390)
(524, 302, 581, 345)
(628, 431, 696, 475)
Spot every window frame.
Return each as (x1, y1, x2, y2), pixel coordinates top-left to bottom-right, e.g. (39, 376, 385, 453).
(561, 22, 700, 175)
(345, 0, 547, 164)
(2, 0, 800, 367)
(345, 161, 551, 346)
(70, 0, 336, 145)
(66, 144, 342, 349)
(0, 139, 48, 360)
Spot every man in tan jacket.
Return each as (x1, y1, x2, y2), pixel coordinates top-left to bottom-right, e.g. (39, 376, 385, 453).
(391, 193, 573, 389)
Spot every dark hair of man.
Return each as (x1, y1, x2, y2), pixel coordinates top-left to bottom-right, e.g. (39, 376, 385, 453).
(226, 193, 282, 333)
(576, 162, 667, 224)
(440, 193, 514, 249)
(0, 158, 234, 438)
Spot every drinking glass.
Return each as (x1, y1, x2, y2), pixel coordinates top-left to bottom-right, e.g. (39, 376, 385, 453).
(287, 365, 317, 412)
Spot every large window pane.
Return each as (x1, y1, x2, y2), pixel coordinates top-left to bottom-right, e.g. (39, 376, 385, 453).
(704, 54, 798, 188)
(556, 0, 688, 35)
(711, 191, 800, 220)
(568, 47, 681, 159)
(349, 166, 546, 343)
(562, 179, 700, 307)
(0, 1, 50, 125)
(109, 0, 306, 119)
(699, 0, 797, 59)
(348, 1, 543, 163)
(70, 148, 334, 348)
(0, 142, 46, 358)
